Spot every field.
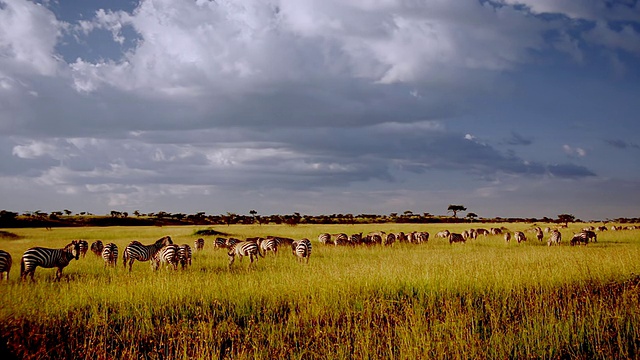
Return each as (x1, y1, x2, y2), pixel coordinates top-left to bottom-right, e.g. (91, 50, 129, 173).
(1, 223, 639, 359)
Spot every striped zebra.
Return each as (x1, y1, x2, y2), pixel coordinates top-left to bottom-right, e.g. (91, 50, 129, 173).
(448, 233, 465, 244)
(490, 228, 502, 235)
(349, 233, 363, 246)
(504, 232, 511, 242)
(535, 228, 544, 242)
(178, 244, 192, 269)
(583, 230, 597, 243)
(418, 232, 429, 243)
(514, 231, 526, 243)
(226, 238, 241, 249)
(383, 233, 396, 246)
(228, 241, 263, 269)
(292, 238, 312, 263)
(90, 240, 104, 257)
(476, 228, 490, 237)
(259, 237, 280, 256)
(101, 243, 118, 268)
(318, 233, 332, 245)
(194, 238, 205, 251)
(123, 236, 173, 272)
(0, 250, 12, 281)
(570, 232, 589, 246)
(78, 239, 89, 258)
(366, 232, 383, 245)
(333, 233, 348, 246)
(153, 244, 180, 270)
(436, 230, 450, 239)
(273, 236, 295, 247)
(214, 237, 227, 249)
(547, 230, 561, 246)
(20, 240, 81, 281)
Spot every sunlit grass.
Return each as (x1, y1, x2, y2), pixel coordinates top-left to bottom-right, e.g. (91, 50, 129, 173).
(1, 223, 639, 359)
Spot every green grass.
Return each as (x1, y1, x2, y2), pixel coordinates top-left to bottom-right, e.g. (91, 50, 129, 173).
(1, 223, 639, 359)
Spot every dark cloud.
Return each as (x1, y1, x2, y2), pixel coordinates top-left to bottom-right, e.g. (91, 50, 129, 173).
(505, 131, 533, 146)
(547, 164, 597, 178)
(604, 139, 640, 150)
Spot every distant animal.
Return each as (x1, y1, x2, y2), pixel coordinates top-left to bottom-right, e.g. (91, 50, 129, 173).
(178, 244, 192, 269)
(583, 230, 597, 243)
(318, 233, 332, 245)
(214, 237, 227, 249)
(292, 238, 312, 263)
(259, 237, 280, 256)
(535, 228, 544, 242)
(448, 233, 465, 244)
(333, 233, 348, 246)
(570, 232, 589, 246)
(153, 244, 180, 270)
(504, 232, 511, 242)
(77, 239, 89, 258)
(383, 233, 396, 246)
(194, 238, 205, 251)
(514, 231, 526, 243)
(228, 241, 262, 269)
(417, 232, 429, 243)
(436, 230, 450, 238)
(122, 236, 173, 272)
(101, 243, 118, 268)
(90, 240, 104, 257)
(0, 250, 12, 281)
(547, 230, 561, 246)
(20, 240, 81, 281)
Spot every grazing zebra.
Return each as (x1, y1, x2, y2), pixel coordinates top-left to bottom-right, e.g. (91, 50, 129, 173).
(90, 240, 104, 257)
(436, 230, 450, 239)
(417, 232, 429, 243)
(153, 244, 180, 270)
(547, 230, 561, 246)
(214, 237, 227, 249)
(101, 243, 118, 268)
(349, 233, 363, 246)
(366, 232, 382, 245)
(490, 228, 502, 235)
(123, 236, 173, 272)
(228, 241, 262, 269)
(333, 233, 348, 246)
(272, 236, 295, 247)
(259, 237, 280, 256)
(596, 226, 608, 232)
(78, 239, 89, 258)
(544, 227, 551, 233)
(570, 232, 589, 246)
(20, 240, 81, 281)
(0, 250, 12, 281)
(583, 230, 597, 243)
(504, 232, 511, 242)
(178, 244, 192, 269)
(194, 238, 205, 251)
(291, 239, 312, 263)
(514, 231, 526, 243)
(318, 233, 332, 245)
(383, 233, 396, 246)
(448, 233, 465, 244)
(476, 228, 490, 237)
(535, 228, 544, 242)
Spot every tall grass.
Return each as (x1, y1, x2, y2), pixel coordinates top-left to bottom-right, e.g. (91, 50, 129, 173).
(1, 223, 639, 359)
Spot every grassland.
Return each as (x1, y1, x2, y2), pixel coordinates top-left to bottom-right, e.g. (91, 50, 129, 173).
(1, 223, 639, 359)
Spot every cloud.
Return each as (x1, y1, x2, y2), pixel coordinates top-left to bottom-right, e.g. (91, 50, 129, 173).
(505, 131, 533, 146)
(563, 144, 587, 157)
(604, 139, 640, 150)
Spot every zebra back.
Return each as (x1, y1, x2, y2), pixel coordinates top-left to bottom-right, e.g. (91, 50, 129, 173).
(318, 233, 332, 245)
(153, 244, 180, 270)
(178, 244, 192, 269)
(194, 238, 205, 251)
(78, 239, 89, 258)
(90, 240, 104, 256)
(547, 231, 561, 246)
(0, 250, 12, 281)
(102, 243, 118, 267)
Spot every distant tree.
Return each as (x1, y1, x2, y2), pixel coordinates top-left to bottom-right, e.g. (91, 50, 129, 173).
(557, 214, 575, 226)
(403, 210, 414, 216)
(249, 210, 261, 225)
(63, 209, 72, 216)
(133, 210, 141, 217)
(122, 212, 129, 218)
(447, 205, 467, 218)
(466, 212, 478, 220)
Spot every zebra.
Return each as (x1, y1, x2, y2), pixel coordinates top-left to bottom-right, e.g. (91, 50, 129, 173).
(153, 244, 180, 270)
(226, 238, 241, 249)
(449, 233, 465, 244)
(436, 230, 450, 238)
(490, 228, 502, 235)
(349, 233, 363, 246)
(194, 238, 205, 251)
(383, 233, 396, 246)
(78, 239, 89, 258)
(365, 232, 382, 245)
(214, 237, 227, 249)
(0, 250, 12, 281)
(476, 228, 490, 237)
(123, 236, 173, 272)
(535, 228, 544, 242)
(178, 244, 192, 269)
(583, 230, 597, 243)
(292, 238, 312, 263)
(570, 232, 589, 246)
(20, 240, 81, 281)
(101, 243, 118, 268)
(259, 237, 280, 256)
(90, 240, 104, 257)
(333, 233, 348, 246)
(318, 233, 332, 245)
(547, 230, 561, 246)
(504, 232, 511, 242)
(228, 241, 263, 269)
(514, 231, 526, 243)
(417, 232, 429, 244)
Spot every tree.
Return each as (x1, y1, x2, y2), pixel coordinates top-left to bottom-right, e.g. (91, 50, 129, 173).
(466, 212, 478, 220)
(447, 205, 467, 218)
(63, 209, 72, 216)
(557, 214, 575, 226)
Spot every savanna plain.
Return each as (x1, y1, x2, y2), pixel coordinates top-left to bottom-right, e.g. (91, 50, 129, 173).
(1, 223, 639, 359)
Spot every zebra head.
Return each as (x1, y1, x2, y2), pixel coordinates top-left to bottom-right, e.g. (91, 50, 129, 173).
(155, 236, 173, 247)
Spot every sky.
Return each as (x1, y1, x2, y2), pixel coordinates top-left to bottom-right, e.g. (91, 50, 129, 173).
(1, 0, 639, 220)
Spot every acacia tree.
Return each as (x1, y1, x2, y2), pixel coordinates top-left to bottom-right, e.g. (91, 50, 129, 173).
(447, 205, 467, 218)
(557, 214, 575, 227)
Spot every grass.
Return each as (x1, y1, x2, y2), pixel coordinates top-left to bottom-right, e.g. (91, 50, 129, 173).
(1, 223, 639, 359)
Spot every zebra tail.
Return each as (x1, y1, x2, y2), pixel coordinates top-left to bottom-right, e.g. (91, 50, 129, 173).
(20, 257, 25, 278)
(258, 246, 265, 258)
(123, 251, 128, 268)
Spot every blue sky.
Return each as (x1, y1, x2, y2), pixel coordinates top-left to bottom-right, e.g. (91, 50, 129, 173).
(1, 0, 639, 220)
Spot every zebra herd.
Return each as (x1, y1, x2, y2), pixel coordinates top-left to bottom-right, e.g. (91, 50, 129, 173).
(0, 224, 634, 281)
